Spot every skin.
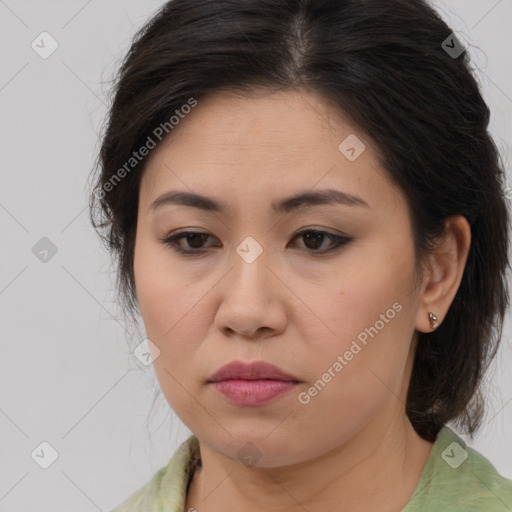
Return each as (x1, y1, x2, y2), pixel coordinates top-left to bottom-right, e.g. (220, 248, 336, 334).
(133, 89, 471, 512)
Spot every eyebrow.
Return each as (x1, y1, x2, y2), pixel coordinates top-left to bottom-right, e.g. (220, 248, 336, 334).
(149, 188, 370, 214)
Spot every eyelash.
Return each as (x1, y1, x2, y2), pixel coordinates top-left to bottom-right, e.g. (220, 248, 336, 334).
(159, 229, 353, 257)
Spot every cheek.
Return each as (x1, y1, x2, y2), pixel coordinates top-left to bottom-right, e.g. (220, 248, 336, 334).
(134, 244, 168, 336)
(133, 230, 210, 424)
(303, 253, 415, 400)
(134, 236, 189, 333)
(133, 238, 214, 371)
(296, 297, 412, 443)
(310, 266, 405, 350)
(134, 247, 207, 419)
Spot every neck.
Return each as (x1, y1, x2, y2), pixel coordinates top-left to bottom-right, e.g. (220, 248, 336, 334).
(185, 412, 434, 512)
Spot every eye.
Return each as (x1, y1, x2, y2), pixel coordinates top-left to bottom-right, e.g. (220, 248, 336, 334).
(160, 229, 353, 256)
(160, 231, 218, 255)
(289, 229, 353, 254)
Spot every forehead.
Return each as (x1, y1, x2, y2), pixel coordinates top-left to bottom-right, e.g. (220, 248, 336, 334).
(155, 89, 356, 155)
(139, 89, 402, 216)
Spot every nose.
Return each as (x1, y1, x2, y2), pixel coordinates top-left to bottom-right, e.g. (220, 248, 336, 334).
(213, 246, 287, 340)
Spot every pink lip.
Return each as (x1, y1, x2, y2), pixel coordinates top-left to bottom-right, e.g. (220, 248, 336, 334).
(209, 360, 300, 382)
(211, 379, 298, 406)
(208, 361, 301, 406)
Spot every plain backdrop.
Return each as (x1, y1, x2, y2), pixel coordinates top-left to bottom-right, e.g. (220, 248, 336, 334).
(0, 0, 511, 510)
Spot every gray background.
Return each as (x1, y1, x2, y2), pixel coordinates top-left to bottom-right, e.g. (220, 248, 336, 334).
(0, 0, 511, 510)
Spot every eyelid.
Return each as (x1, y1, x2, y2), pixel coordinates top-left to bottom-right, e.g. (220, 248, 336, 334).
(160, 228, 353, 256)
(290, 229, 353, 255)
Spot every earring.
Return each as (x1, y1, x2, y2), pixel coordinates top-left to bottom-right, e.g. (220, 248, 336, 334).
(428, 312, 438, 330)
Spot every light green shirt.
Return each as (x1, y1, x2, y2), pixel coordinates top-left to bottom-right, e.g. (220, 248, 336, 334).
(111, 426, 512, 511)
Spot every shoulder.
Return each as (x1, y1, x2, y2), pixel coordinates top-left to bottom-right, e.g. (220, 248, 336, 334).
(110, 434, 200, 512)
(405, 426, 512, 511)
(109, 465, 167, 512)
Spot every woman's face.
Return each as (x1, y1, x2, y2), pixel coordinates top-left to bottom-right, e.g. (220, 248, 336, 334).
(134, 89, 426, 467)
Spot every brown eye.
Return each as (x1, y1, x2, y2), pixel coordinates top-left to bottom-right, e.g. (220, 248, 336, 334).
(290, 230, 353, 254)
(161, 229, 352, 257)
(300, 231, 329, 250)
(182, 232, 210, 249)
(161, 231, 216, 255)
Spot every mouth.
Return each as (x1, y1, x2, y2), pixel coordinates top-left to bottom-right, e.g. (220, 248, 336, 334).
(208, 360, 300, 382)
(209, 379, 300, 406)
(208, 360, 301, 406)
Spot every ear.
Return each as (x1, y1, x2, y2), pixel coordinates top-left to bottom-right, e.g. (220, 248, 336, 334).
(414, 215, 471, 333)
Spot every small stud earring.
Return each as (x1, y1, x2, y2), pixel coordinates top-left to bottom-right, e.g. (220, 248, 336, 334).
(428, 312, 438, 330)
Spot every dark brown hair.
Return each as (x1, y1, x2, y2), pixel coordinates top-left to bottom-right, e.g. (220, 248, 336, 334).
(89, 0, 511, 442)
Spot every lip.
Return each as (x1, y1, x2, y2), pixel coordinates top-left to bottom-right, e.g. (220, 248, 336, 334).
(211, 380, 299, 406)
(208, 360, 300, 383)
(208, 360, 301, 406)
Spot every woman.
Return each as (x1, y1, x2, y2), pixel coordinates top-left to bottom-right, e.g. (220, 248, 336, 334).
(89, 0, 512, 510)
